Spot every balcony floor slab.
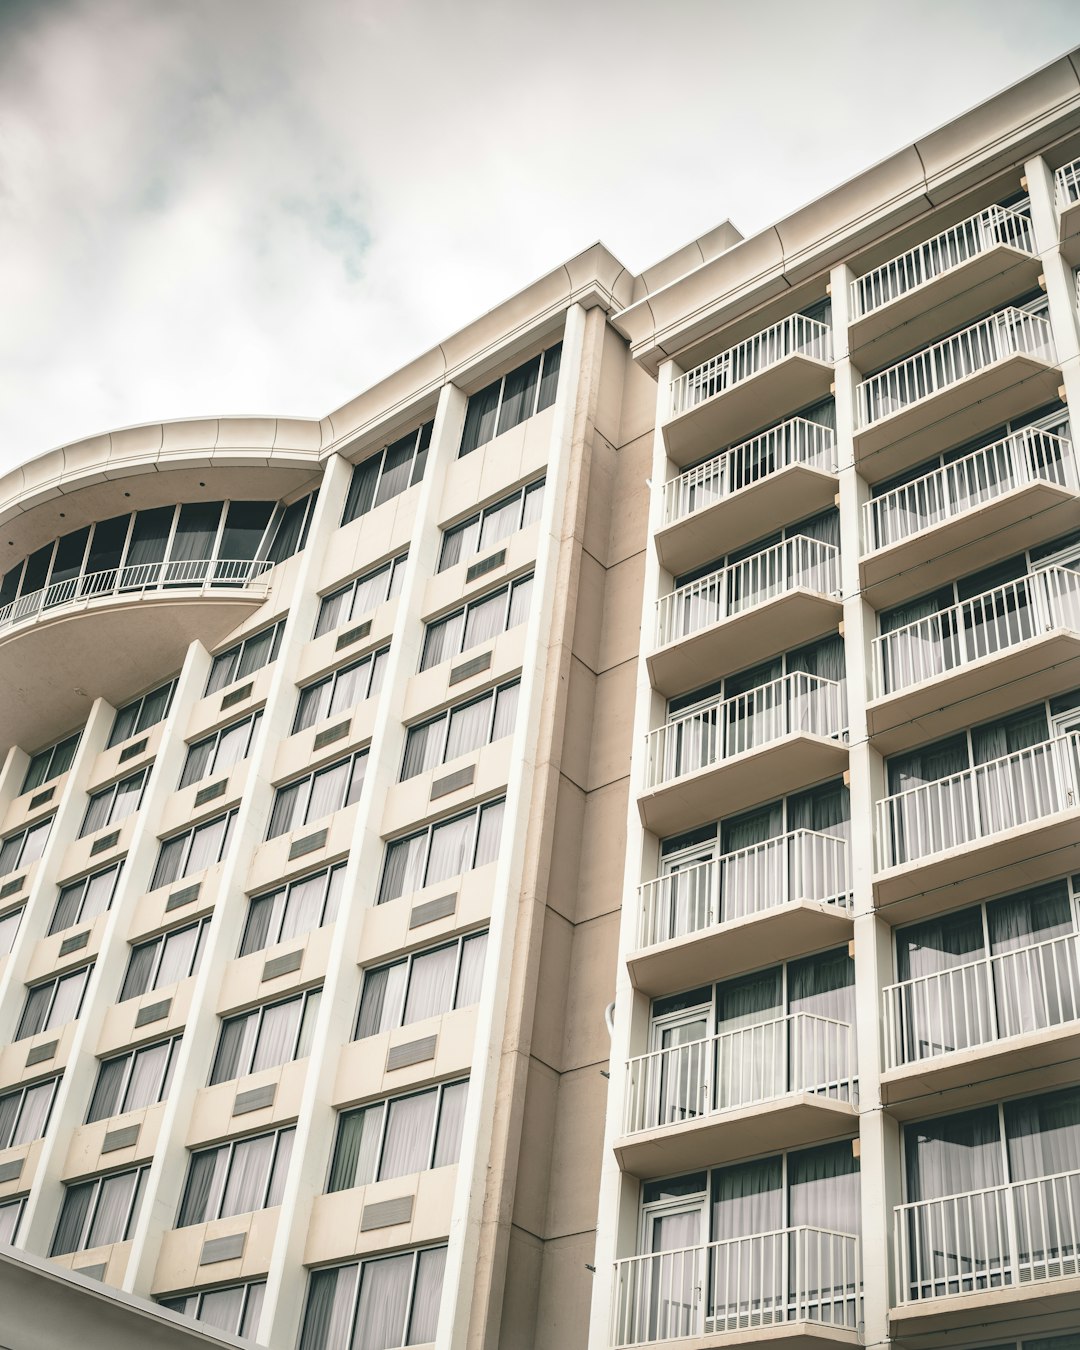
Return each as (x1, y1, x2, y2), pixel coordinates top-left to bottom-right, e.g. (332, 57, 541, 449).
(866, 629, 1080, 756)
(890, 1273, 1080, 1344)
(860, 478, 1079, 611)
(639, 735, 849, 838)
(873, 807, 1080, 925)
(628, 901, 854, 998)
(615, 1322, 860, 1350)
(657, 465, 839, 578)
(853, 354, 1061, 485)
(615, 1095, 857, 1180)
(850, 244, 1043, 374)
(649, 591, 843, 700)
(664, 357, 835, 468)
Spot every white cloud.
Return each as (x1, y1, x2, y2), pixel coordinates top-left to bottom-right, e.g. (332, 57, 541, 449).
(1, 0, 1079, 470)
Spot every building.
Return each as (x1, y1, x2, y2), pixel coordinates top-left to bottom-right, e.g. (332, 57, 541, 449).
(2, 45, 1080, 1350)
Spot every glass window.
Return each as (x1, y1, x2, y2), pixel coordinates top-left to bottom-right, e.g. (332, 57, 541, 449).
(328, 1079, 468, 1192)
(51, 1167, 147, 1255)
(0, 905, 23, 957)
(108, 679, 177, 748)
(356, 931, 488, 1038)
(265, 492, 316, 565)
(205, 621, 285, 696)
(266, 751, 368, 839)
(0, 1076, 59, 1148)
(210, 989, 322, 1085)
(15, 965, 93, 1040)
(79, 768, 147, 838)
(119, 919, 209, 1002)
(341, 422, 432, 526)
(419, 574, 533, 672)
(314, 555, 407, 639)
(459, 341, 562, 457)
(159, 1282, 265, 1337)
(0, 816, 53, 877)
(49, 862, 123, 936)
(0, 1197, 24, 1245)
(177, 1128, 294, 1227)
(378, 800, 504, 904)
(179, 711, 262, 789)
(438, 479, 545, 571)
(239, 863, 345, 957)
(297, 1247, 447, 1350)
(86, 1038, 180, 1124)
(401, 680, 520, 780)
(150, 810, 237, 890)
(22, 732, 81, 794)
(294, 647, 389, 733)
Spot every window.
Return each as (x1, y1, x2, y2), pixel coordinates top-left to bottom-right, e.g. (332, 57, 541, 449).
(0, 816, 53, 878)
(0, 905, 23, 957)
(51, 1166, 147, 1255)
(49, 863, 123, 935)
(119, 918, 210, 1002)
(265, 491, 316, 566)
(459, 341, 562, 457)
(438, 479, 545, 571)
(150, 810, 237, 890)
(328, 1080, 468, 1191)
(341, 421, 432, 526)
(205, 620, 285, 696)
(16, 965, 93, 1040)
(177, 1127, 294, 1227)
(378, 799, 504, 904)
(79, 768, 148, 838)
(239, 864, 345, 957)
(356, 931, 488, 1037)
(179, 711, 263, 789)
(419, 575, 533, 671)
(0, 1076, 59, 1148)
(401, 680, 520, 779)
(314, 555, 407, 639)
(86, 1037, 182, 1124)
(294, 648, 389, 734)
(159, 1282, 266, 1338)
(210, 988, 322, 1085)
(109, 679, 177, 748)
(22, 732, 80, 794)
(266, 751, 368, 839)
(0, 1197, 23, 1245)
(298, 1247, 446, 1350)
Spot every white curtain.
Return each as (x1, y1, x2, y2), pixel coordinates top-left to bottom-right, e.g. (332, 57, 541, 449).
(895, 908, 989, 1061)
(474, 801, 505, 869)
(420, 612, 465, 670)
(221, 1134, 276, 1217)
(989, 883, 1077, 1037)
(445, 695, 492, 762)
(280, 873, 328, 943)
(408, 1248, 447, 1343)
(251, 997, 303, 1074)
(462, 591, 506, 650)
(433, 1081, 468, 1168)
(306, 761, 350, 825)
(380, 1090, 438, 1180)
(455, 933, 488, 1007)
(710, 1158, 783, 1323)
(425, 815, 474, 887)
(715, 969, 783, 1108)
(354, 1254, 412, 1350)
(403, 945, 458, 1025)
(86, 1168, 142, 1247)
(356, 962, 408, 1038)
(508, 576, 534, 628)
(125, 1040, 171, 1111)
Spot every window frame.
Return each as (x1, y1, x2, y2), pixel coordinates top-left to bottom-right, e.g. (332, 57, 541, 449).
(107, 679, 178, 749)
(150, 809, 238, 890)
(458, 341, 562, 458)
(400, 679, 520, 781)
(298, 1246, 447, 1350)
(205, 620, 285, 697)
(0, 1075, 60, 1149)
(328, 1078, 468, 1192)
(158, 1281, 266, 1337)
(313, 554, 408, 640)
(0, 904, 24, 957)
(293, 646, 389, 735)
(0, 815, 54, 878)
(418, 573, 533, 672)
(86, 1036, 182, 1124)
(16, 963, 93, 1041)
(438, 477, 545, 572)
(0, 1196, 25, 1245)
(266, 749, 369, 840)
(21, 732, 81, 795)
(377, 799, 505, 905)
(179, 710, 263, 790)
(209, 988, 322, 1085)
(50, 1165, 147, 1255)
(355, 930, 489, 1039)
(119, 917, 210, 1003)
(177, 1126, 294, 1227)
(78, 767, 149, 838)
(239, 863, 346, 957)
(340, 421, 433, 527)
(48, 862, 124, 936)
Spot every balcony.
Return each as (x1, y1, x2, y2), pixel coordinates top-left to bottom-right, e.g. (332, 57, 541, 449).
(893, 1167, 1080, 1338)
(639, 674, 848, 837)
(612, 1227, 861, 1348)
(630, 831, 852, 996)
(860, 427, 1077, 609)
(867, 566, 1080, 755)
(881, 930, 1080, 1117)
(656, 419, 838, 576)
(873, 732, 1080, 922)
(617, 1014, 857, 1178)
(849, 202, 1039, 371)
(650, 538, 842, 699)
(0, 559, 274, 753)
(1056, 157, 1080, 265)
(665, 317, 834, 466)
(852, 308, 1059, 484)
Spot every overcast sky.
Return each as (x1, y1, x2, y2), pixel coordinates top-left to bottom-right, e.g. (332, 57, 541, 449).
(2, 0, 1080, 474)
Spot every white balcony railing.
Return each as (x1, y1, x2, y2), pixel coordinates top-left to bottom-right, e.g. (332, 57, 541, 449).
(875, 732, 1080, 871)
(655, 537, 840, 650)
(896, 1165, 1080, 1303)
(670, 315, 833, 419)
(1056, 157, 1080, 210)
(850, 202, 1034, 322)
(661, 418, 837, 528)
(645, 673, 847, 791)
(873, 565, 1080, 698)
(612, 1226, 860, 1346)
(883, 930, 1080, 1070)
(0, 558, 274, 634)
(624, 1012, 855, 1136)
(854, 308, 1055, 431)
(862, 427, 1072, 555)
(638, 829, 850, 950)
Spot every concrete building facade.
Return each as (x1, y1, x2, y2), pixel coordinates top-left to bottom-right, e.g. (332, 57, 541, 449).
(4, 46, 1080, 1350)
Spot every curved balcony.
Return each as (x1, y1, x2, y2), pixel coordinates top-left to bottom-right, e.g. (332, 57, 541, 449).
(665, 316, 834, 466)
(893, 1167, 1080, 1337)
(881, 930, 1080, 1117)
(0, 559, 273, 754)
(849, 202, 1039, 371)
(631, 831, 851, 996)
(852, 308, 1059, 483)
(650, 538, 842, 699)
(639, 674, 847, 837)
(860, 427, 1076, 608)
(612, 1227, 861, 1348)
(656, 419, 838, 576)
(873, 732, 1080, 922)
(867, 566, 1080, 754)
(1056, 156, 1080, 265)
(618, 1013, 857, 1177)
